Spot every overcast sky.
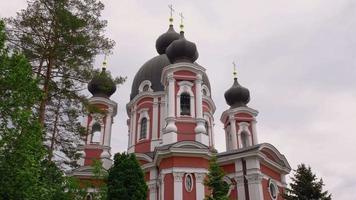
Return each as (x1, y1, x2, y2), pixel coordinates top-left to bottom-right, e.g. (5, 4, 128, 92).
(1, 0, 356, 199)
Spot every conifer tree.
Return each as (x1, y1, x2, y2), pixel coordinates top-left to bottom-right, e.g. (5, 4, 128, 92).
(6, 0, 125, 168)
(284, 163, 332, 200)
(204, 155, 229, 200)
(107, 153, 148, 200)
(0, 19, 66, 200)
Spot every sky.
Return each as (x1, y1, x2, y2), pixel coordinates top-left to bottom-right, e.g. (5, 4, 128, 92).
(1, 0, 356, 199)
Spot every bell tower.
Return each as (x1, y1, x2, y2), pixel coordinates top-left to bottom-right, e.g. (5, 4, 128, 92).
(220, 64, 259, 151)
(78, 60, 117, 170)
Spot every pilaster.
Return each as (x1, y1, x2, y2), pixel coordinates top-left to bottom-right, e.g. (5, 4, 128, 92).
(195, 173, 206, 200)
(173, 172, 184, 200)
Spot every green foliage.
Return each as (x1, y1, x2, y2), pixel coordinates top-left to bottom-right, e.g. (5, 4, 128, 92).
(284, 163, 332, 200)
(0, 19, 59, 200)
(107, 153, 148, 200)
(0, 19, 86, 200)
(204, 155, 229, 200)
(6, 0, 125, 168)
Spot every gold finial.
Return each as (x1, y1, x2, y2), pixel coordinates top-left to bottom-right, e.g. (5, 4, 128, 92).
(102, 54, 108, 70)
(232, 61, 237, 79)
(168, 4, 175, 24)
(179, 12, 184, 31)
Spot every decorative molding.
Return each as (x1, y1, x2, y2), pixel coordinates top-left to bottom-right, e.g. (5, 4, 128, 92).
(138, 80, 153, 93)
(202, 84, 211, 97)
(195, 173, 206, 183)
(173, 172, 185, 182)
(185, 173, 194, 192)
(176, 81, 195, 118)
(245, 173, 264, 184)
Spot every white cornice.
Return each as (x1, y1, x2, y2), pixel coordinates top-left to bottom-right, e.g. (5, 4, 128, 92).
(161, 62, 206, 86)
(126, 91, 165, 115)
(89, 97, 118, 116)
(220, 106, 259, 123)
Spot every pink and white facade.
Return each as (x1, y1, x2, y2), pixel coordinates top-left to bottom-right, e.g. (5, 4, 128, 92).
(73, 21, 291, 200)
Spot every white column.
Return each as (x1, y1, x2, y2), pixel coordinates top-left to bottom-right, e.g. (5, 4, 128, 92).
(149, 168, 158, 200)
(195, 74, 208, 145)
(195, 74, 203, 119)
(168, 73, 176, 118)
(160, 97, 166, 137)
(246, 174, 264, 200)
(229, 116, 238, 150)
(151, 97, 159, 151)
(235, 176, 246, 200)
(160, 174, 165, 200)
(246, 157, 264, 200)
(149, 183, 157, 200)
(152, 97, 159, 139)
(251, 120, 258, 145)
(195, 173, 206, 200)
(104, 112, 113, 146)
(128, 106, 136, 153)
(173, 172, 184, 200)
(163, 73, 177, 144)
(235, 160, 246, 200)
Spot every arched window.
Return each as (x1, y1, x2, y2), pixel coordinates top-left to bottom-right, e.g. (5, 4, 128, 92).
(241, 131, 249, 148)
(268, 179, 278, 199)
(180, 93, 191, 115)
(91, 122, 101, 143)
(142, 84, 150, 92)
(140, 118, 147, 139)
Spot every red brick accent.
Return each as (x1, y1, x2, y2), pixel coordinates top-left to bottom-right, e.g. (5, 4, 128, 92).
(164, 173, 174, 200)
(159, 157, 209, 169)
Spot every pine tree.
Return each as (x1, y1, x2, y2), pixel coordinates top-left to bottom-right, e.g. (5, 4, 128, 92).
(0, 19, 66, 200)
(204, 155, 229, 200)
(107, 153, 148, 200)
(284, 163, 332, 200)
(6, 0, 125, 168)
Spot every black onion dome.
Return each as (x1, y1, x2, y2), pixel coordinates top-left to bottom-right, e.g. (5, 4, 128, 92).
(88, 69, 116, 98)
(155, 25, 180, 55)
(224, 78, 250, 107)
(130, 54, 211, 100)
(166, 31, 199, 63)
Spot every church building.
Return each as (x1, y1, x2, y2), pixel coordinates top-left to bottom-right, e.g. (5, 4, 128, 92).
(72, 15, 291, 200)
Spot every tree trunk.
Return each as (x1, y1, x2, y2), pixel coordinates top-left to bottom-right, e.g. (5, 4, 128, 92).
(39, 58, 52, 127)
(48, 97, 61, 161)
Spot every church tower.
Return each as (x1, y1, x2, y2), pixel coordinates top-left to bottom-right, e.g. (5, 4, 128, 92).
(72, 61, 117, 187)
(221, 68, 258, 151)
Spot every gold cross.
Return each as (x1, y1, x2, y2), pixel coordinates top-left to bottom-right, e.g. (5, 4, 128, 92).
(233, 61, 237, 78)
(102, 54, 108, 70)
(179, 12, 184, 30)
(168, 4, 175, 24)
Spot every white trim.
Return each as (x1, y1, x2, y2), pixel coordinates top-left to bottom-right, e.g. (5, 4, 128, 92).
(152, 97, 159, 141)
(237, 122, 252, 148)
(137, 108, 150, 142)
(161, 62, 206, 86)
(220, 106, 258, 124)
(195, 173, 206, 200)
(173, 172, 184, 200)
(184, 173, 194, 192)
(176, 81, 195, 118)
(202, 84, 211, 97)
(223, 176, 234, 197)
(161, 167, 208, 175)
(268, 179, 279, 200)
(88, 97, 117, 116)
(138, 80, 153, 93)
